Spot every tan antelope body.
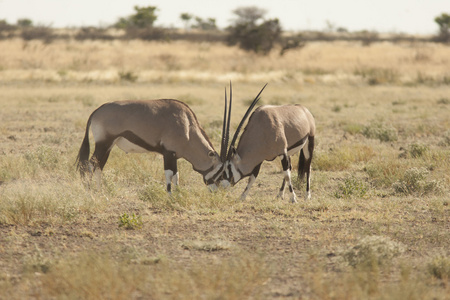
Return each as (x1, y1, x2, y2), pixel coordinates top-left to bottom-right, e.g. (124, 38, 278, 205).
(220, 87, 316, 202)
(76, 99, 224, 192)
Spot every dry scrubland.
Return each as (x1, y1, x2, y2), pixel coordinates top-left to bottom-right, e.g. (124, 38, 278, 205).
(0, 38, 449, 299)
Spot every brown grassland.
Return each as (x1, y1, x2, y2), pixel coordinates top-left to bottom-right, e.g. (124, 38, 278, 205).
(0, 38, 449, 299)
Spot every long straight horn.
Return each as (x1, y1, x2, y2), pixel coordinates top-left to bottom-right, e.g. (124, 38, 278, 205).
(227, 83, 268, 160)
(220, 82, 233, 162)
(225, 82, 232, 156)
(219, 86, 228, 162)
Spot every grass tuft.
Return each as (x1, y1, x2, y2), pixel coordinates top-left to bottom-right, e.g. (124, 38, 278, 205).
(342, 235, 405, 270)
(118, 213, 143, 230)
(427, 255, 450, 280)
(181, 240, 232, 252)
(334, 176, 369, 199)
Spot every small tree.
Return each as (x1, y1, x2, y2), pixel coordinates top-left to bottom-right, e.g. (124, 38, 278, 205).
(180, 13, 193, 30)
(227, 6, 282, 55)
(434, 13, 450, 43)
(114, 6, 158, 29)
(192, 17, 217, 31)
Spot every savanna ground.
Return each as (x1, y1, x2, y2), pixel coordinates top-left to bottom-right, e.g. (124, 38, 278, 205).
(0, 38, 449, 299)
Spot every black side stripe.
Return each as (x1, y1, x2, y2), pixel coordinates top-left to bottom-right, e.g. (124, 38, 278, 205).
(287, 135, 308, 152)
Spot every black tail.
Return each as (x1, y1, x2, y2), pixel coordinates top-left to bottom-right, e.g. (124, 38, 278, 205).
(76, 118, 92, 176)
(298, 135, 314, 182)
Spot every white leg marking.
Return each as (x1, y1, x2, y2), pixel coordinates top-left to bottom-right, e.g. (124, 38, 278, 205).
(240, 175, 256, 201)
(284, 169, 297, 203)
(173, 172, 179, 186)
(305, 165, 311, 200)
(165, 170, 174, 194)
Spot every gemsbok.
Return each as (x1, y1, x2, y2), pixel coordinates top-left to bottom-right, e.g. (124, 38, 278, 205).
(220, 84, 315, 202)
(76, 97, 230, 193)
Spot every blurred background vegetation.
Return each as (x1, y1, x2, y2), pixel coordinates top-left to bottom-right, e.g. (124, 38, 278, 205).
(1, 6, 449, 55)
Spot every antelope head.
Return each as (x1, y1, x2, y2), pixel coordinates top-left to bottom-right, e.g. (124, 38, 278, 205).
(219, 83, 267, 187)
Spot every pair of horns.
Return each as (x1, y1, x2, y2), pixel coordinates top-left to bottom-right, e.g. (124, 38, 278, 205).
(219, 82, 268, 162)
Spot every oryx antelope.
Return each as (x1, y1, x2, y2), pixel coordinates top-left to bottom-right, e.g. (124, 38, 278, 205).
(76, 98, 230, 192)
(221, 85, 315, 202)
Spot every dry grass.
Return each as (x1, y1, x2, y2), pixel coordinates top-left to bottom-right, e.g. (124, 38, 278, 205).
(0, 38, 449, 84)
(0, 39, 449, 299)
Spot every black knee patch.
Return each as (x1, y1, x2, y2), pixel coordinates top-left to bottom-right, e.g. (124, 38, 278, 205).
(281, 155, 290, 171)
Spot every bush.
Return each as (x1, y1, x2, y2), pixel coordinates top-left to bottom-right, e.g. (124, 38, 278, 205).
(114, 6, 158, 29)
(226, 6, 282, 55)
(392, 167, 442, 196)
(118, 71, 138, 82)
(118, 213, 143, 230)
(354, 67, 399, 85)
(334, 176, 368, 199)
(439, 130, 450, 146)
(21, 26, 55, 44)
(343, 236, 405, 269)
(428, 255, 450, 280)
(75, 27, 114, 41)
(362, 120, 398, 142)
(314, 145, 375, 172)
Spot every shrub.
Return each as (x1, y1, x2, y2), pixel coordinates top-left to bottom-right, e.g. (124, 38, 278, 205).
(21, 26, 55, 44)
(314, 145, 375, 172)
(408, 143, 429, 158)
(439, 130, 450, 146)
(427, 255, 450, 280)
(343, 123, 365, 135)
(226, 6, 282, 55)
(114, 6, 158, 29)
(365, 159, 406, 187)
(342, 236, 405, 269)
(362, 120, 398, 142)
(399, 143, 429, 158)
(354, 67, 399, 85)
(118, 71, 138, 82)
(75, 27, 114, 41)
(392, 167, 442, 196)
(334, 176, 368, 199)
(118, 213, 143, 230)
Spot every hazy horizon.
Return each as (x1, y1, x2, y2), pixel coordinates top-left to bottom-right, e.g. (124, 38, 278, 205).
(1, 0, 448, 34)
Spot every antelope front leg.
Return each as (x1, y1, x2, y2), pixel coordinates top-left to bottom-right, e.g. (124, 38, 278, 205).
(278, 179, 286, 199)
(239, 163, 261, 201)
(163, 151, 177, 194)
(240, 174, 256, 201)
